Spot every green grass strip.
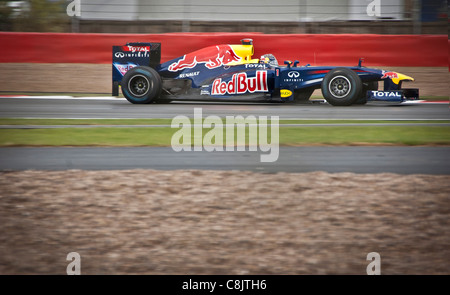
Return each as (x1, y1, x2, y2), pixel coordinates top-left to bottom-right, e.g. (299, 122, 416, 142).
(279, 126, 450, 146)
(0, 126, 449, 147)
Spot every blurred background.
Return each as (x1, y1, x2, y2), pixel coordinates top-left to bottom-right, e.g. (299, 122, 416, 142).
(0, 1, 447, 96)
(0, 0, 447, 34)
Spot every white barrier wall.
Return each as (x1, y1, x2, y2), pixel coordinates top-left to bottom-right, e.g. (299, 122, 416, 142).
(79, 0, 405, 21)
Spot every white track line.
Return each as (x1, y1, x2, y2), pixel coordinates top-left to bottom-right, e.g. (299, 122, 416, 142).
(0, 96, 126, 100)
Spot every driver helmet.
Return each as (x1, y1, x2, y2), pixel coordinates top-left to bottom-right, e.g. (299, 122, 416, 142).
(259, 54, 278, 67)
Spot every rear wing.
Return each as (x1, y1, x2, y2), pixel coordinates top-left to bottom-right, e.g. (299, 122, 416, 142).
(112, 42, 161, 96)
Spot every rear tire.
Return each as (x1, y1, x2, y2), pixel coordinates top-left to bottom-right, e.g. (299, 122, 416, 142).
(321, 68, 362, 106)
(121, 66, 162, 104)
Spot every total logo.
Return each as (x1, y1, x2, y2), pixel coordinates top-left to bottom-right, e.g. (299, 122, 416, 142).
(245, 63, 268, 69)
(122, 45, 150, 53)
(113, 62, 137, 76)
(212, 71, 268, 95)
(370, 90, 402, 98)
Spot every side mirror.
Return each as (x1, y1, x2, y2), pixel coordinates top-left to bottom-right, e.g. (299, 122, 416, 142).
(284, 60, 292, 68)
(358, 58, 365, 67)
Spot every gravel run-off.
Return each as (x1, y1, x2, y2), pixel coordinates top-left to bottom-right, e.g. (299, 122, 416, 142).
(0, 169, 449, 274)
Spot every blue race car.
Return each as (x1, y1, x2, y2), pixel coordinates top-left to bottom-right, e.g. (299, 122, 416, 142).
(112, 39, 418, 106)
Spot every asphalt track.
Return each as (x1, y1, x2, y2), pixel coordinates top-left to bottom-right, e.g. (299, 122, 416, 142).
(0, 97, 448, 174)
(0, 146, 449, 174)
(0, 96, 448, 119)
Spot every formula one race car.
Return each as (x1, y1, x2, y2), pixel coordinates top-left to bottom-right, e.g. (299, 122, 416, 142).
(112, 39, 418, 106)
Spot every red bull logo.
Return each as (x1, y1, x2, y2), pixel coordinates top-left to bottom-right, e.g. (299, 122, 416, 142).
(212, 71, 268, 95)
(113, 62, 137, 76)
(169, 45, 241, 72)
(381, 71, 398, 79)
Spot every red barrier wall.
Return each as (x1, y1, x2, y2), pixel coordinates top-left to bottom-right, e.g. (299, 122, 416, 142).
(0, 32, 447, 67)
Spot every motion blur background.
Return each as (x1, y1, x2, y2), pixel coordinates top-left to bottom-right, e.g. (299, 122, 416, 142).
(0, 0, 447, 34)
(0, 0, 447, 96)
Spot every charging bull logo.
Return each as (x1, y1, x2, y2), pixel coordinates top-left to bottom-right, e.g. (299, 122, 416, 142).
(381, 71, 398, 79)
(169, 45, 241, 72)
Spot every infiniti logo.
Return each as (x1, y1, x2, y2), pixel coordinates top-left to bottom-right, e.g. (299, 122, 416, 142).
(115, 52, 125, 58)
(288, 71, 300, 78)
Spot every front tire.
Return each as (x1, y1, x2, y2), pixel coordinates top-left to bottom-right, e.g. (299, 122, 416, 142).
(121, 66, 162, 104)
(321, 68, 362, 106)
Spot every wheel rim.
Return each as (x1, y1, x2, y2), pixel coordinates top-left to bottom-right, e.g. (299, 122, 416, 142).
(128, 74, 151, 97)
(329, 75, 351, 98)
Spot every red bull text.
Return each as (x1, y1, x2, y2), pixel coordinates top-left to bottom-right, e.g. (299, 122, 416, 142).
(211, 71, 268, 95)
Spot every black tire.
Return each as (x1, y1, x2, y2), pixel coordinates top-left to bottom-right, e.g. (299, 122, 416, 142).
(321, 68, 362, 106)
(354, 81, 378, 105)
(121, 66, 162, 104)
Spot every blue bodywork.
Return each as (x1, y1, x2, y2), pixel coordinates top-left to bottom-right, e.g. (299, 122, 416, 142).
(112, 41, 418, 104)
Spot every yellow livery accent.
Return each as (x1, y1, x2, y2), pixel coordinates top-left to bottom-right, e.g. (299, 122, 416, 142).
(280, 89, 293, 98)
(392, 72, 414, 85)
(227, 44, 259, 65)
